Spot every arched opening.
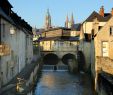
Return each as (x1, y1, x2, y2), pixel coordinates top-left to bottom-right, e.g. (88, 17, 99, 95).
(43, 53, 59, 65)
(62, 53, 75, 65)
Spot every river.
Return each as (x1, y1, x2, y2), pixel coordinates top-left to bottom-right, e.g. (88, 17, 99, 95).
(34, 71, 94, 95)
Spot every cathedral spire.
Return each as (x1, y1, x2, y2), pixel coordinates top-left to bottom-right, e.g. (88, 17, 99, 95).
(65, 15, 69, 28)
(70, 13, 74, 27)
(45, 9, 51, 29)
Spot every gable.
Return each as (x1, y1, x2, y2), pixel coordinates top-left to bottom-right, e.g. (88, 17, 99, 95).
(96, 17, 113, 40)
(85, 11, 112, 22)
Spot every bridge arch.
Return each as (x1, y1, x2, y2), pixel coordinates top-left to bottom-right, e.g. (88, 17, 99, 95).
(61, 53, 76, 65)
(43, 53, 59, 65)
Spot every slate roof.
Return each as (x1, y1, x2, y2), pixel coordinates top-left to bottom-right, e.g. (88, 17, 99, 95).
(39, 36, 79, 41)
(44, 27, 71, 32)
(0, 7, 15, 25)
(0, 0, 13, 8)
(85, 11, 112, 22)
(39, 37, 61, 41)
(72, 23, 81, 31)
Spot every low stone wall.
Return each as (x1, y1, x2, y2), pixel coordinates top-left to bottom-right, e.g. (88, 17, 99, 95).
(95, 57, 113, 95)
(0, 57, 43, 95)
(96, 57, 113, 74)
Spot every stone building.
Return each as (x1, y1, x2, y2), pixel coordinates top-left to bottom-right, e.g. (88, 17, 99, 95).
(0, 0, 37, 94)
(79, 6, 112, 71)
(92, 15, 113, 95)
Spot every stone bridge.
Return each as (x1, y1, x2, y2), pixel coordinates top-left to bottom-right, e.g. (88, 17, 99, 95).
(41, 50, 77, 65)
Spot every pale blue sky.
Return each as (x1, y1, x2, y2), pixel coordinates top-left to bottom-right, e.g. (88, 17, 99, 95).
(8, 0, 113, 28)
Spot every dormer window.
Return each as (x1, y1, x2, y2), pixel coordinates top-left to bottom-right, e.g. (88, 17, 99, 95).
(110, 26, 113, 35)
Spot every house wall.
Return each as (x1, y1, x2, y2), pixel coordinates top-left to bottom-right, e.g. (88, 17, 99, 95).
(0, 17, 33, 86)
(83, 22, 106, 34)
(17, 30, 26, 72)
(45, 29, 62, 37)
(90, 40, 95, 78)
(93, 17, 113, 93)
(95, 18, 113, 59)
(70, 30, 80, 36)
(1, 18, 18, 84)
(79, 21, 106, 71)
(79, 41, 91, 70)
(40, 40, 78, 52)
(26, 35, 33, 64)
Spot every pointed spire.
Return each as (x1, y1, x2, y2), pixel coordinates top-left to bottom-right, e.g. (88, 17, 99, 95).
(70, 13, 74, 27)
(45, 9, 52, 29)
(65, 15, 69, 28)
(47, 8, 50, 16)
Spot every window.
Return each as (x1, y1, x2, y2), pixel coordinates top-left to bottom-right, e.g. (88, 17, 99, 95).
(98, 26, 102, 30)
(110, 26, 113, 35)
(102, 42, 108, 57)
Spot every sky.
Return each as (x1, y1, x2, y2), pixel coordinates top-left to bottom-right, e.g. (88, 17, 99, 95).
(8, 0, 113, 28)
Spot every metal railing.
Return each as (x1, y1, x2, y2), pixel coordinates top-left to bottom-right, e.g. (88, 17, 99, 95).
(42, 65, 69, 71)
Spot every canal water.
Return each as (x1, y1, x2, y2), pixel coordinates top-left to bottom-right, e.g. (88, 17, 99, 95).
(34, 71, 94, 95)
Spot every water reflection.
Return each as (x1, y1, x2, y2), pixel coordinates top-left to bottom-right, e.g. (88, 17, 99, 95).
(35, 71, 94, 95)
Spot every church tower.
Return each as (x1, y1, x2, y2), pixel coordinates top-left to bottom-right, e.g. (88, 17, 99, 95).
(65, 15, 69, 28)
(65, 13, 75, 28)
(45, 9, 51, 29)
(70, 13, 74, 28)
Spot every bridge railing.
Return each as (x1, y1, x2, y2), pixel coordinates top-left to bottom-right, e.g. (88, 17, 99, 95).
(42, 65, 69, 71)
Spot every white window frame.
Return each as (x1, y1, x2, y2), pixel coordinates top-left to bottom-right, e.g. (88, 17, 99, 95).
(101, 41, 109, 57)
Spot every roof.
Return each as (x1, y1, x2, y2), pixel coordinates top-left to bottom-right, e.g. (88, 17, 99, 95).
(44, 27, 71, 32)
(0, 0, 13, 8)
(39, 37, 61, 41)
(85, 11, 112, 22)
(72, 23, 81, 31)
(38, 36, 79, 41)
(0, 7, 15, 25)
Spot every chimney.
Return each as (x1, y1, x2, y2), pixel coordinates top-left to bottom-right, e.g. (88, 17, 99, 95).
(111, 8, 113, 16)
(99, 6, 104, 17)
